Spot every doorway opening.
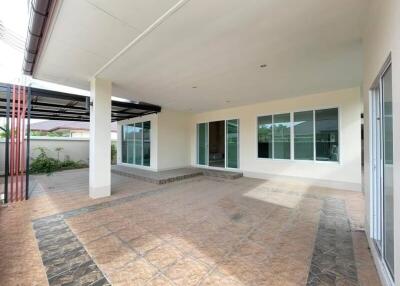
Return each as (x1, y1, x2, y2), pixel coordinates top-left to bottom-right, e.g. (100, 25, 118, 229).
(208, 121, 225, 167)
(196, 119, 239, 169)
(370, 58, 394, 281)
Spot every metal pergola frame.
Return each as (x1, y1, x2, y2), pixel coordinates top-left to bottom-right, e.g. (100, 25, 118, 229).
(0, 83, 161, 122)
(0, 82, 161, 203)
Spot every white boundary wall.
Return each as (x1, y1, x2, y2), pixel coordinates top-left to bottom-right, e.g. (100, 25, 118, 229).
(0, 137, 117, 175)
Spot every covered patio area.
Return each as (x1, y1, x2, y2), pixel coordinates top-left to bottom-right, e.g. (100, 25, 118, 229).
(0, 169, 380, 285)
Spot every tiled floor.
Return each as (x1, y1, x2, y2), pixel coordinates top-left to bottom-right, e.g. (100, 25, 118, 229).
(0, 169, 381, 286)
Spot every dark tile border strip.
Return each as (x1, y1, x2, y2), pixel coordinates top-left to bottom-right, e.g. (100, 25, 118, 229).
(306, 198, 359, 286)
(33, 216, 110, 286)
(31, 181, 190, 285)
(32, 182, 175, 224)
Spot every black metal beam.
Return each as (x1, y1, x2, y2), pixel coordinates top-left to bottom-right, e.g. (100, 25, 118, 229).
(111, 100, 161, 112)
(31, 107, 89, 116)
(0, 83, 162, 122)
(30, 87, 88, 102)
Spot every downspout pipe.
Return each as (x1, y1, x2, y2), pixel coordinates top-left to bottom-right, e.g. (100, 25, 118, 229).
(23, 0, 53, 75)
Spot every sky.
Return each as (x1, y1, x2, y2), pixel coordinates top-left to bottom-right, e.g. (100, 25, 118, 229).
(0, 1, 130, 126)
(0, 0, 90, 93)
(0, 0, 29, 84)
(0, 1, 88, 126)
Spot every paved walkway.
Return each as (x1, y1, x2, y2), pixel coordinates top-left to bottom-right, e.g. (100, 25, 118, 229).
(0, 169, 380, 285)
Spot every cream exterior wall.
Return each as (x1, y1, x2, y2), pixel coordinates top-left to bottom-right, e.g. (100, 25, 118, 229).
(157, 110, 191, 171)
(117, 110, 191, 171)
(189, 87, 362, 191)
(117, 88, 362, 190)
(363, 0, 400, 285)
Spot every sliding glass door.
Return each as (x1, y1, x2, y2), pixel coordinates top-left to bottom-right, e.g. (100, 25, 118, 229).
(197, 119, 239, 168)
(382, 64, 394, 276)
(226, 119, 239, 168)
(197, 123, 208, 165)
(209, 121, 225, 167)
(121, 121, 151, 167)
(370, 62, 394, 279)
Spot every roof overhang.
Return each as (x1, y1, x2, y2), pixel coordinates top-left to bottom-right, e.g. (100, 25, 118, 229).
(23, 0, 55, 75)
(24, 0, 366, 112)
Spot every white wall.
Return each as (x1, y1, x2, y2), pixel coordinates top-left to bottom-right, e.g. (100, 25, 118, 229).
(190, 87, 362, 191)
(157, 110, 191, 170)
(116, 89, 362, 191)
(363, 0, 400, 285)
(117, 110, 191, 171)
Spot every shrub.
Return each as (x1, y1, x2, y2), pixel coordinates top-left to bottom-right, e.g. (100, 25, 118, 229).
(30, 147, 59, 174)
(111, 143, 117, 164)
(30, 147, 87, 175)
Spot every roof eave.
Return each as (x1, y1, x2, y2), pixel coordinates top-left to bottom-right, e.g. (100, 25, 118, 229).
(23, 0, 55, 76)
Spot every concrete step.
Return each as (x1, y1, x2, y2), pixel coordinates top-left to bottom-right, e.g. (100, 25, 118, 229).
(111, 165, 243, 184)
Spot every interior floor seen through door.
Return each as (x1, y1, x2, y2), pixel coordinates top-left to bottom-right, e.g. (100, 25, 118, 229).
(208, 120, 225, 167)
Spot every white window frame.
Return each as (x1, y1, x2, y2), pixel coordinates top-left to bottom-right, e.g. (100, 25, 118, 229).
(196, 119, 240, 170)
(369, 55, 395, 284)
(256, 107, 341, 164)
(121, 120, 150, 168)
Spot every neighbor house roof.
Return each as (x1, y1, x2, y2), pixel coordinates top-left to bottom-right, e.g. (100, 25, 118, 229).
(30, 120, 117, 132)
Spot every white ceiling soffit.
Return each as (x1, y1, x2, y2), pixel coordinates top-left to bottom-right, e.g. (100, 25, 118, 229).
(34, 0, 365, 112)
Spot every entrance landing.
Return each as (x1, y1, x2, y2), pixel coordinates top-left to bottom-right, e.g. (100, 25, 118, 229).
(111, 165, 242, 184)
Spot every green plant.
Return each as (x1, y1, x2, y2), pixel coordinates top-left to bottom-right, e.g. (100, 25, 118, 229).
(30, 147, 59, 174)
(111, 143, 117, 164)
(0, 125, 9, 138)
(30, 147, 87, 175)
(55, 147, 64, 161)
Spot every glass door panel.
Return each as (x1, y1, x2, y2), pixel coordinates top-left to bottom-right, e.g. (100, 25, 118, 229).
(370, 62, 394, 279)
(127, 124, 134, 164)
(143, 121, 151, 166)
(197, 123, 207, 165)
(226, 119, 239, 168)
(371, 88, 383, 250)
(382, 65, 394, 276)
(134, 122, 143, 165)
(122, 125, 128, 163)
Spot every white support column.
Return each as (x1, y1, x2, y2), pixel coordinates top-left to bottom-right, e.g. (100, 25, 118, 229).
(89, 77, 112, 198)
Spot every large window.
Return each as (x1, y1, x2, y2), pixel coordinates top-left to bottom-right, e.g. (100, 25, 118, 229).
(226, 119, 239, 168)
(294, 111, 314, 160)
(121, 121, 151, 167)
(315, 109, 339, 162)
(273, 113, 291, 159)
(143, 121, 151, 166)
(257, 108, 339, 161)
(257, 115, 273, 158)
